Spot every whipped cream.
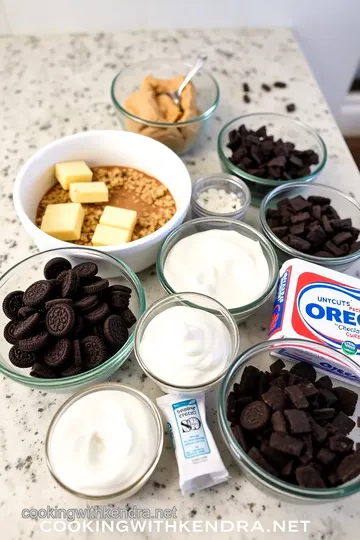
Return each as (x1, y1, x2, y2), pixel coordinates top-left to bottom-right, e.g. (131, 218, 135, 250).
(48, 389, 159, 496)
(164, 229, 269, 309)
(139, 305, 232, 387)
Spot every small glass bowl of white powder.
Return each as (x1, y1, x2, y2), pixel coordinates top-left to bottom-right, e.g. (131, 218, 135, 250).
(191, 173, 251, 220)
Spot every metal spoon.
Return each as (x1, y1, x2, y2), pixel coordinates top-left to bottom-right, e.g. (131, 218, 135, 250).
(161, 52, 208, 107)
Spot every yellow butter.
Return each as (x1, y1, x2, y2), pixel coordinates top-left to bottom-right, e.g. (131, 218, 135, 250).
(69, 182, 108, 203)
(55, 160, 93, 190)
(92, 224, 132, 246)
(40, 203, 85, 241)
(99, 206, 137, 235)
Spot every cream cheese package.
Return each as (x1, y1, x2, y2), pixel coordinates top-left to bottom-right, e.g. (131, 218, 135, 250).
(268, 258, 360, 386)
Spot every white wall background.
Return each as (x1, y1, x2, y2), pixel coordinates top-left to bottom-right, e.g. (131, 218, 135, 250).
(1, 0, 360, 123)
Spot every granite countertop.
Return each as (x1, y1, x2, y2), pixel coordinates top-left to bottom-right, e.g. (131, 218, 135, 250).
(1, 28, 360, 540)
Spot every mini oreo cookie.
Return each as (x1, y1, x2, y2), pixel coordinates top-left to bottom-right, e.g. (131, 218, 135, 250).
(23, 280, 55, 307)
(61, 270, 80, 298)
(73, 262, 98, 278)
(4, 320, 21, 345)
(81, 335, 107, 370)
(45, 298, 73, 310)
(18, 330, 49, 351)
(73, 339, 82, 368)
(103, 315, 128, 347)
(60, 364, 82, 377)
(109, 292, 130, 310)
(2, 290, 24, 319)
(84, 302, 110, 324)
(121, 308, 137, 328)
(240, 401, 271, 431)
(12, 312, 41, 339)
(74, 295, 98, 312)
(30, 362, 58, 379)
(44, 257, 72, 280)
(107, 284, 132, 295)
(44, 338, 72, 367)
(82, 279, 109, 295)
(46, 304, 75, 337)
(72, 315, 86, 338)
(18, 306, 36, 319)
(9, 345, 38, 368)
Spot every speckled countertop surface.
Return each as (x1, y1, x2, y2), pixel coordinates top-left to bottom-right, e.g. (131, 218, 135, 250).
(1, 28, 360, 540)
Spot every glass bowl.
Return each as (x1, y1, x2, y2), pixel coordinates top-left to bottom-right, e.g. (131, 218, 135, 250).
(156, 217, 279, 323)
(218, 338, 360, 503)
(134, 292, 240, 394)
(45, 382, 163, 500)
(259, 182, 360, 272)
(111, 58, 220, 155)
(218, 113, 327, 207)
(0, 247, 146, 392)
(191, 173, 251, 220)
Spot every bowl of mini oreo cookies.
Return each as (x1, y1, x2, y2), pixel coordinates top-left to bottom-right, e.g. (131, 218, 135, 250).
(0, 247, 145, 392)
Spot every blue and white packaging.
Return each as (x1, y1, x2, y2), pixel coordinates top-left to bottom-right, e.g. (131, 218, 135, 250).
(156, 393, 229, 494)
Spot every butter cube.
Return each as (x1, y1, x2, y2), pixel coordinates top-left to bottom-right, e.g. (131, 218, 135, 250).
(55, 161, 93, 190)
(69, 182, 108, 203)
(99, 206, 137, 235)
(92, 224, 132, 246)
(40, 203, 85, 241)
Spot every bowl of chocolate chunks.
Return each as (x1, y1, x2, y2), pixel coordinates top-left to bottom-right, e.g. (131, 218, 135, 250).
(260, 182, 360, 272)
(218, 113, 327, 207)
(218, 339, 360, 503)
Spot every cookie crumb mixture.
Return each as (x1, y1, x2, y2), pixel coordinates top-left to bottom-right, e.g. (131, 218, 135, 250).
(36, 166, 176, 245)
(196, 188, 243, 214)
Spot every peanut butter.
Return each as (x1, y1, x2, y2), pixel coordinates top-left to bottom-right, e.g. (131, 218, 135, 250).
(124, 75, 201, 153)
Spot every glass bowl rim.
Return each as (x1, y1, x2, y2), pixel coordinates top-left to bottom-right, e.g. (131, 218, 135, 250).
(259, 181, 360, 264)
(0, 247, 146, 388)
(45, 382, 164, 499)
(218, 337, 360, 499)
(156, 216, 279, 315)
(134, 291, 240, 391)
(191, 173, 251, 218)
(217, 112, 327, 186)
(110, 57, 220, 127)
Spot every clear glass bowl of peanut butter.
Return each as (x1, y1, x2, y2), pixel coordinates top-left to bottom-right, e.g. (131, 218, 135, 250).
(111, 58, 220, 155)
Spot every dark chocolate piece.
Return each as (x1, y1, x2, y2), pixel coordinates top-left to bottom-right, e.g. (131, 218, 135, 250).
(285, 386, 309, 409)
(284, 409, 311, 434)
(270, 359, 285, 374)
(337, 452, 360, 483)
(262, 386, 287, 411)
(332, 412, 356, 434)
(295, 465, 325, 488)
(332, 387, 358, 416)
(248, 447, 278, 476)
(290, 362, 316, 383)
(271, 411, 287, 433)
(269, 432, 303, 457)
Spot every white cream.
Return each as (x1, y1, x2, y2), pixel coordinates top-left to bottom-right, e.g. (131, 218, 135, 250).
(139, 306, 232, 387)
(49, 389, 159, 497)
(164, 229, 269, 309)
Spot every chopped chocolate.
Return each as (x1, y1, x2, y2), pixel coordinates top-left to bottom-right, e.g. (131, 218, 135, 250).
(231, 425, 248, 452)
(332, 387, 358, 416)
(238, 365, 260, 397)
(299, 434, 313, 464)
(312, 408, 335, 422)
(337, 452, 360, 483)
(328, 435, 353, 454)
(286, 234, 311, 252)
(318, 388, 338, 408)
(270, 358, 285, 374)
(290, 211, 311, 224)
(272, 226, 288, 238)
(321, 215, 333, 234)
(311, 205, 322, 221)
(298, 382, 318, 399)
(290, 361, 316, 383)
(295, 465, 325, 488)
(332, 412, 356, 434)
(317, 448, 336, 466)
(262, 386, 287, 411)
(270, 432, 303, 457)
(284, 409, 311, 434)
(285, 386, 309, 409)
(248, 447, 278, 476)
(332, 231, 353, 246)
(315, 375, 333, 390)
(271, 411, 287, 433)
(308, 416, 328, 444)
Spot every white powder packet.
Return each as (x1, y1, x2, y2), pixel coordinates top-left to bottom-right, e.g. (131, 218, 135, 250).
(156, 393, 229, 495)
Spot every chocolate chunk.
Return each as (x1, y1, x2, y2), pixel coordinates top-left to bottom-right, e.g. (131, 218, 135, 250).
(262, 386, 287, 411)
(286, 234, 311, 252)
(286, 103, 296, 113)
(23, 280, 55, 307)
(333, 387, 358, 416)
(290, 362, 316, 383)
(290, 211, 310, 224)
(317, 448, 336, 465)
(271, 411, 287, 433)
(269, 432, 303, 457)
(289, 155, 303, 168)
(2, 291, 24, 320)
(121, 308, 137, 328)
(281, 460, 293, 477)
(315, 375, 332, 390)
(103, 315, 128, 348)
(332, 218, 352, 230)
(18, 330, 49, 352)
(240, 401, 271, 431)
(81, 335, 107, 370)
(299, 433, 313, 464)
(231, 425, 248, 451)
(9, 345, 38, 368)
(329, 435, 353, 454)
(272, 226, 288, 238)
(285, 386, 309, 409)
(261, 83, 271, 92)
(46, 304, 75, 337)
(313, 408, 335, 421)
(327, 205, 340, 219)
(311, 205, 322, 221)
(30, 362, 58, 379)
(270, 376, 287, 391)
(324, 240, 343, 256)
(238, 366, 260, 396)
(84, 302, 110, 324)
(308, 196, 331, 206)
(289, 222, 305, 236)
(298, 382, 318, 399)
(318, 388, 338, 408)
(332, 231, 353, 246)
(295, 465, 325, 488)
(307, 226, 327, 246)
(72, 262, 98, 278)
(332, 412, 356, 434)
(44, 257, 71, 280)
(274, 81, 287, 88)
(270, 358, 285, 374)
(284, 409, 311, 434)
(350, 241, 360, 254)
(314, 251, 333, 258)
(321, 215, 333, 234)
(44, 338, 72, 367)
(268, 156, 287, 167)
(337, 452, 360, 483)
(61, 270, 80, 298)
(248, 447, 278, 476)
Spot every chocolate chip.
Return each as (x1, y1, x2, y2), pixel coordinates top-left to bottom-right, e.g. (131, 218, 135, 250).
(243, 82, 250, 92)
(243, 94, 251, 104)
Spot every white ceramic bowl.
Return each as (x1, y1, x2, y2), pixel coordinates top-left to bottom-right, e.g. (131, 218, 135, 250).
(13, 130, 192, 273)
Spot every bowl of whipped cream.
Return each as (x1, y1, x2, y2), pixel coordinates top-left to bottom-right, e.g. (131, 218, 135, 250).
(134, 292, 240, 394)
(156, 217, 279, 322)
